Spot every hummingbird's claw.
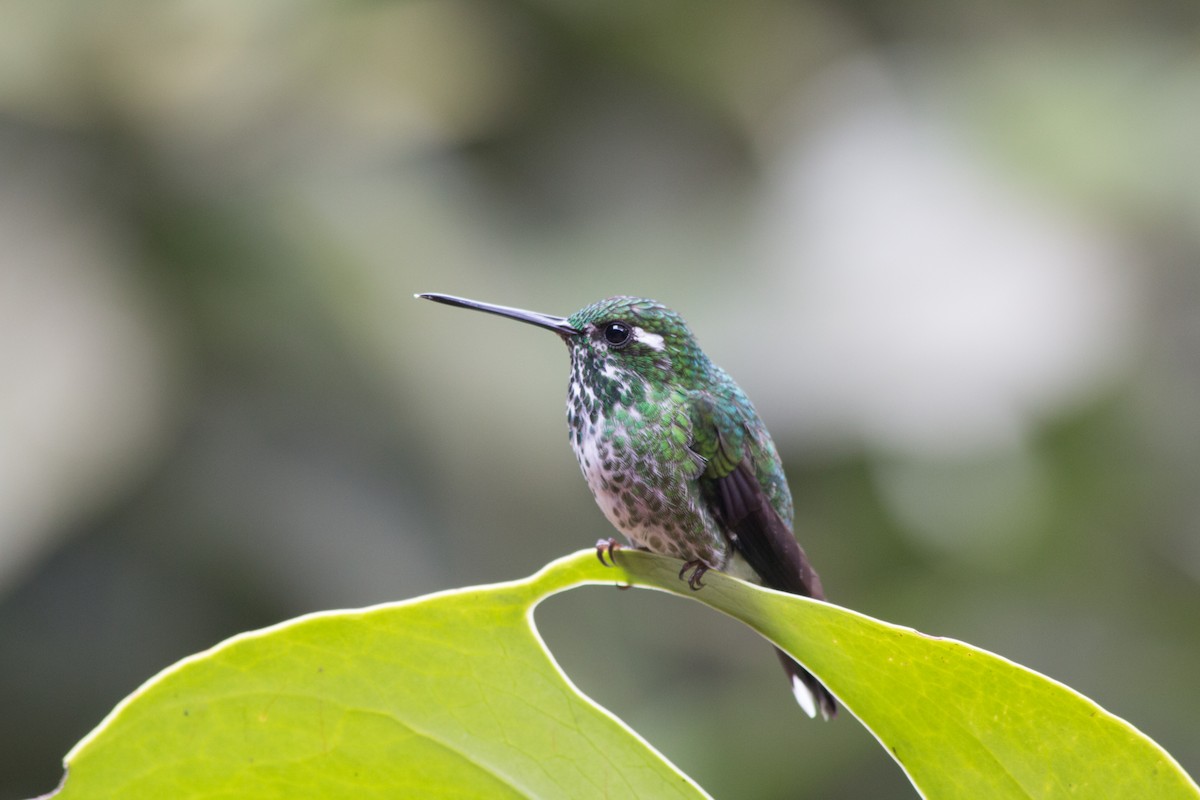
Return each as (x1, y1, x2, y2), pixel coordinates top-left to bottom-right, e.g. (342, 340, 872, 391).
(595, 538, 622, 567)
(679, 560, 709, 591)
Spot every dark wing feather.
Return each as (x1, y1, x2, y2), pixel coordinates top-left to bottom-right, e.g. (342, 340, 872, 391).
(715, 460, 825, 601)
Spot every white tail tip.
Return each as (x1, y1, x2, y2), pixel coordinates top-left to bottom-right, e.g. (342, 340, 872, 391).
(791, 675, 818, 719)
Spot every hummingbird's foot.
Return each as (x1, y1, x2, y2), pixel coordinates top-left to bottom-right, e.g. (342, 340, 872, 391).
(679, 560, 709, 591)
(595, 538, 622, 567)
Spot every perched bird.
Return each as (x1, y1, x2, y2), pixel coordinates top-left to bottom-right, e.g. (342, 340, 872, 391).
(418, 293, 837, 719)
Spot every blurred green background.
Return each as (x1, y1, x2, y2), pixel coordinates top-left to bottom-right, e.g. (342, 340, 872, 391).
(2, 1, 1199, 797)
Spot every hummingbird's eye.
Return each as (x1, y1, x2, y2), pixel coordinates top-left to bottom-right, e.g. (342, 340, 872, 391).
(602, 321, 633, 348)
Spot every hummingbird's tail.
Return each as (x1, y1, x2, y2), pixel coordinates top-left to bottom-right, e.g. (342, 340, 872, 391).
(775, 647, 837, 720)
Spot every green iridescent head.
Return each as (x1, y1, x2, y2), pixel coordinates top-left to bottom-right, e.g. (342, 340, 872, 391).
(565, 296, 702, 380)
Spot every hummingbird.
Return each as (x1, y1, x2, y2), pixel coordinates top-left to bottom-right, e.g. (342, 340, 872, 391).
(417, 292, 837, 719)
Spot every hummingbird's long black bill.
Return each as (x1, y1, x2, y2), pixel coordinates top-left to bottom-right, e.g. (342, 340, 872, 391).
(416, 293, 580, 336)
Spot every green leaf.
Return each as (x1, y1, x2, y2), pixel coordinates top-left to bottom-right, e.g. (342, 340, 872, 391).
(611, 549, 1200, 800)
(53, 552, 710, 800)
(50, 549, 1198, 800)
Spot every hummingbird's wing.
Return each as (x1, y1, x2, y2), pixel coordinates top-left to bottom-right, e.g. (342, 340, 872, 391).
(688, 393, 824, 600)
(712, 460, 826, 601)
(690, 392, 838, 719)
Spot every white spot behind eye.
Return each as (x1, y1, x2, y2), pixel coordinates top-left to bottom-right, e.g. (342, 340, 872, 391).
(635, 328, 665, 351)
